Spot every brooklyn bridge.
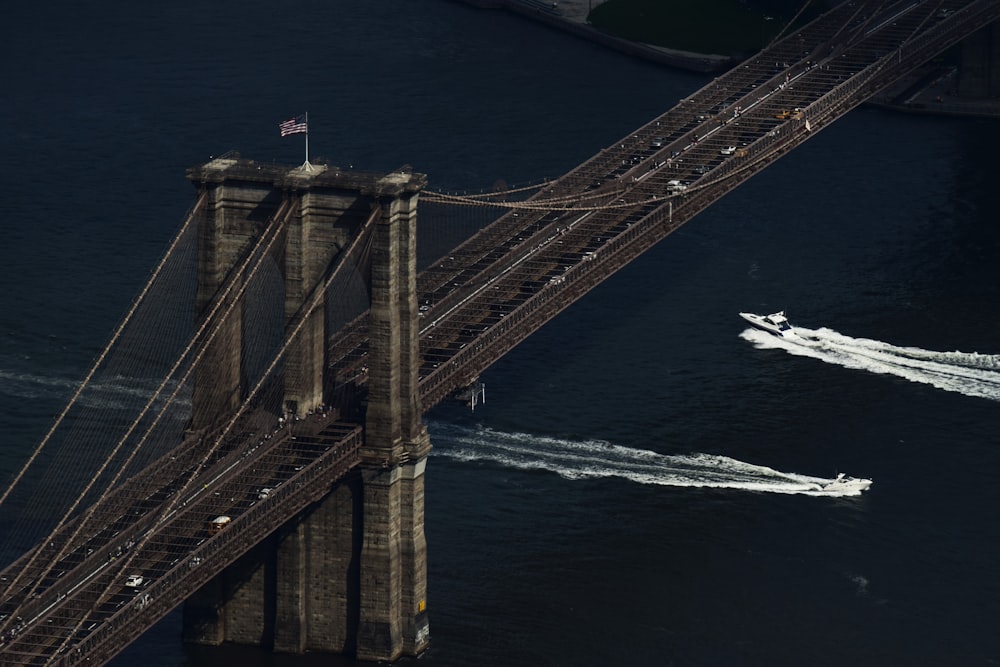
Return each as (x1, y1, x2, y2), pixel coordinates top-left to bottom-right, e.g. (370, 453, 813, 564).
(1, 1, 997, 664)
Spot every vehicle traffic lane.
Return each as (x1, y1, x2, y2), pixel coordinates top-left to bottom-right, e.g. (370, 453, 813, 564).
(0, 418, 362, 662)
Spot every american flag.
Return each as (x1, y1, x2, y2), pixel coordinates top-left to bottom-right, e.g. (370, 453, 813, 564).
(279, 115, 308, 137)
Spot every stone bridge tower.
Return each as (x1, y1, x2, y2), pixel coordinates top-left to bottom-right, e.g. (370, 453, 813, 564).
(182, 156, 430, 661)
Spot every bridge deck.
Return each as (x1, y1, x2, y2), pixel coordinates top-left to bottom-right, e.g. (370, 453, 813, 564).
(324, 0, 1000, 412)
(0, 416, 360, 664)
(3, 1, 999, 663)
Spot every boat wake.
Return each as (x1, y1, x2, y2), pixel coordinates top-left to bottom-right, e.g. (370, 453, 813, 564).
(740, 326, 1000, 401)
(430, 423, 867, 497)
(0, 367, 192, 410)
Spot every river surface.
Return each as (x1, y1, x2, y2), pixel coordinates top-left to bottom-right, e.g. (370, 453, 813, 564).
(2, 2, 1000, 665)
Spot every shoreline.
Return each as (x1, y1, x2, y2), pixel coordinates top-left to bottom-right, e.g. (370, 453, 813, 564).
(452, 0, 734, 73)
(454, 0, 1000, 119)
(868, 65, 1000, 119)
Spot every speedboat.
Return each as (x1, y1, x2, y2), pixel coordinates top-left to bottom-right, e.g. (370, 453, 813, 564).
(818, 473, 872, 494)
(739, 310, 795, 337)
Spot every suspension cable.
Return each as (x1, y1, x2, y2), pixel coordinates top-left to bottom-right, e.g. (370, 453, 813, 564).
(44, 200, 378, 659)
(3, 199, 294, 635)
(0, 193, 207, 514)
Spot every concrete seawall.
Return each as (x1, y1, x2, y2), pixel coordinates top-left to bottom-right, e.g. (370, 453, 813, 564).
(454, 0, 1000, 117)
(453, 0, 733, 73)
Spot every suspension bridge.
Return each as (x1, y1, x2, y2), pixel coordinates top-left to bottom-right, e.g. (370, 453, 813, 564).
(1, 1, 997, 664)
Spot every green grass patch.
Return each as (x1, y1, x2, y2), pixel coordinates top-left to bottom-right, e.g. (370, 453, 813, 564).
(589, 0, 820, 57)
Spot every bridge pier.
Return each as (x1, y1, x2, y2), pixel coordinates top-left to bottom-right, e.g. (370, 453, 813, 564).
(272, 476, 363, 653)
(182, 158, 429, 661)
(356, 184, 431, 660)
(181, 537, 277, 646)
(356, 457, 430, 660)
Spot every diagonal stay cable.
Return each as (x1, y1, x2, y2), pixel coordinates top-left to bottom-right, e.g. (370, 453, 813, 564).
(0, 192, 207, 514)
(767, 0, 817, 47)
(46, 202, 381, 662)
(2, 198, 292, 634)
(41, 198, 300, 659)
(0, 198, 288, 631)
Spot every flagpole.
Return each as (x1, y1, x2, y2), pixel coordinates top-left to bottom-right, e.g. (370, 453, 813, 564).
(304, 111, 310, 167)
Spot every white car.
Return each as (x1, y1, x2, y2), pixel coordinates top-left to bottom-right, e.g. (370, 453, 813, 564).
(720, 146, 737, 155)
(125, 574, 144, 588)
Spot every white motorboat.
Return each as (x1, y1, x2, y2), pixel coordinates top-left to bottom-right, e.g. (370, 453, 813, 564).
(817, 473, 872, 494)
(739, 311, 795, 337)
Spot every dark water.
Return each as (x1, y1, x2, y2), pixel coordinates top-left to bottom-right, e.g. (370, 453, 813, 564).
(3, 2, 1000, 665)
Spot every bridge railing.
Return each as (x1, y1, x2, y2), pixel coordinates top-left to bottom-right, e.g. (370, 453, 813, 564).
(59, 425, 363, 666)
(418, 1, 1000, 409)
(805, 0, 1000, 135)
(17, 3, 1000, 662)
(418, 185, 689, 408)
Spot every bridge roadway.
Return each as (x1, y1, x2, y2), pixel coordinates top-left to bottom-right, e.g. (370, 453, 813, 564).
(330, 0, 1000, 410)
(2, 1, 999, 664)
(0, 410, 362, 664)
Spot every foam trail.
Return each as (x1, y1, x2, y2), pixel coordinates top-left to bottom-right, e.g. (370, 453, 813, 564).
(430, 423, 866, 497)
(0, 368, 190, 410)
(740, 326, 1000, 401)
